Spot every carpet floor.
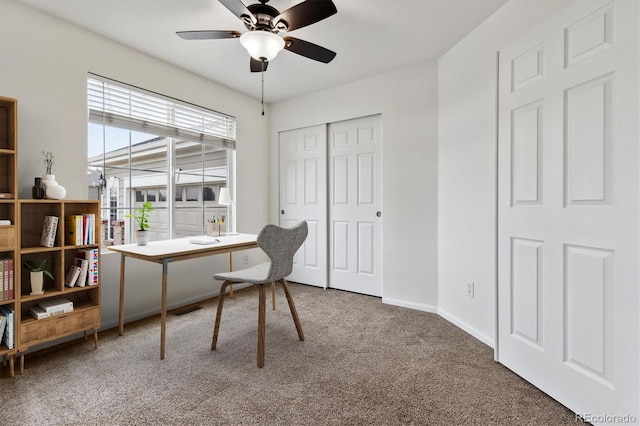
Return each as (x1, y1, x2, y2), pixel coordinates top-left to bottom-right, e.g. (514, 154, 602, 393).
(0, 283, 578, 425)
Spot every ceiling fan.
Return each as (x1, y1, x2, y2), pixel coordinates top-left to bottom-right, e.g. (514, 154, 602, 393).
(177, 0, 338, 73)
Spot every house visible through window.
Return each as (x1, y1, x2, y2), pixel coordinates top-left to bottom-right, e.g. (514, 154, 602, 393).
(87, 74, 236, 245)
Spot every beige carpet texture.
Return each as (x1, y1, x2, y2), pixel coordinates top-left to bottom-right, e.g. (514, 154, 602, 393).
(0, 283, 578, 425)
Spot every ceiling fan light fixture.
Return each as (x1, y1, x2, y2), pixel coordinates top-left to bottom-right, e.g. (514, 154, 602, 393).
(240, 31, 285, 61)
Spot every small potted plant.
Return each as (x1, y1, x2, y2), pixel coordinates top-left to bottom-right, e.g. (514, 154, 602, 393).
(126, 201, 153, 245)
(23, 259, 54, 295)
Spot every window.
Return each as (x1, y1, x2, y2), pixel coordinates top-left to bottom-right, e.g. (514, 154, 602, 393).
(87, 75, 236, 246)
(203, 186, 215, 202)
(186, 186, 199, 202)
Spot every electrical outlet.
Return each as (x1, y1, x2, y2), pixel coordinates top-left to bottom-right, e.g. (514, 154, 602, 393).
(244, 254, 249, 264)
(467, 282, 475, 298)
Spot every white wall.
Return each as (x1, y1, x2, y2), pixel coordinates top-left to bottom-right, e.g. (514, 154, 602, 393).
(437, 0, 570, 346)
(270, 62, 439, 311)
(0, 0, 268, 332)
(0, 0, 577, 352)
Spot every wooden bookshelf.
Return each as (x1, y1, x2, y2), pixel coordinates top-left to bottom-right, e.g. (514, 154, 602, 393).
(0, 96, 101, 377)
(0, 96, 18, 377)
(17, 200, 101, 372)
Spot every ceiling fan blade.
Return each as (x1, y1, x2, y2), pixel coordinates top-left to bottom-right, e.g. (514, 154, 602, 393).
(219, 0, 257, 26)
(176, 30, 241, 40)
(283, 36, 336, 63)
(250, 58, 269, 73)
(273, 0, 337, 32)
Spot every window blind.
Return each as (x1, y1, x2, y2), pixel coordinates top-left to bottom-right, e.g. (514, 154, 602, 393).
(88, 76, 236, 150)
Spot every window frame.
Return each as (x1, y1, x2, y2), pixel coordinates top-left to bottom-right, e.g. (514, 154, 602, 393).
(87, 74, 236, 245)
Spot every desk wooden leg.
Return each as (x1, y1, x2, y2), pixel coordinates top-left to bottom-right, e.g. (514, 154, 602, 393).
(271, 282, 276, 310)
(228, 252, 234, 298)
(93, 328, 99, 349)
(212, 281, 230, 350)
(118, 254, 126, 336)
(160, 259, 168, 360)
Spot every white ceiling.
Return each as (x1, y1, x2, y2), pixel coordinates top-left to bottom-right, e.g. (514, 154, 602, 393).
(17, 0, 507, 103)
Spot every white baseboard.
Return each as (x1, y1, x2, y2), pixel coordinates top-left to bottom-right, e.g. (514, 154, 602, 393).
(382, 297, 438, 313)
(383, 298, 495, 348)
(437, 307, 495, 348)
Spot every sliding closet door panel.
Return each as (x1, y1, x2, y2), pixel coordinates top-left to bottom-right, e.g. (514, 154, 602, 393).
(329, 115, 382, 296)
(279, 125, 328, 287)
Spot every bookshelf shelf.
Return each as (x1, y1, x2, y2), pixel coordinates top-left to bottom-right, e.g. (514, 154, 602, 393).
(18, 291, 64, 304)
(20, 246, 62, 254)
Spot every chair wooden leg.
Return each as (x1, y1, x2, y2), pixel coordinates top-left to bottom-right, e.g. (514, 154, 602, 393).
(212, 281, 232, 350)
(271, 282, 276, 310)
(280, 279, 304, 341)
(257, 284, 266, 368)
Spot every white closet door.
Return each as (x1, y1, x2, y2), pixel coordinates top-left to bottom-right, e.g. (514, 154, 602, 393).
(498, 0, 638, 420)
(278, 125, 328, 287)
(329, 115, 383, 296)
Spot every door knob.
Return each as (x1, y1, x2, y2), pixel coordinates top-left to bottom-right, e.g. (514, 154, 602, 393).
(281, 210, 285, 215)
(376, 211, 382, 217)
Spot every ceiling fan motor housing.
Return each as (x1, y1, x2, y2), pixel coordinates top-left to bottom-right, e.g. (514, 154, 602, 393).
(244, 4, 287, 32)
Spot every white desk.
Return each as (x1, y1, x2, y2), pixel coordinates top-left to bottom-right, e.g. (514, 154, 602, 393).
(109, 234, 259, 359)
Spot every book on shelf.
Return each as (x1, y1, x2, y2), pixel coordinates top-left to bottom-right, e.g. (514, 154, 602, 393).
(38, 298, 73, 314)
(0, 257, 12, 300)
(0, 314, 6, 343)
(29, 305, 73, 320)
(77, 248, 99, 286)
(0, 219, 11, 226)
(82, 214, 95, 245)
(0, 258, 6, 301)
(0, 259, 3, 302)
(0, 193, 14, 199)
(64, 264, 81, 288)
(65, 215, 84, 246)
(40, 215, 59, 248)
(8, 258, 14, 299)
(29, 306, 49, 320)
(3, 258, 7, 300)
(74, 257, 89, 287)
(0, 305, 14, 349)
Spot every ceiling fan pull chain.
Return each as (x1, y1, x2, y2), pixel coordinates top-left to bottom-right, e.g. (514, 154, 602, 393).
(261, 59, 265, 116)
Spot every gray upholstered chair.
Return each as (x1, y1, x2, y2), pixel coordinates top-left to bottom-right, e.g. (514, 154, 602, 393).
(211, 221, 308, 367)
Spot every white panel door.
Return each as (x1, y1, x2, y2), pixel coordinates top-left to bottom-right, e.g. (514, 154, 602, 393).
(498, 0, 639, 421)
(278, 125, 327, 287)
(329, 115, 382, 296)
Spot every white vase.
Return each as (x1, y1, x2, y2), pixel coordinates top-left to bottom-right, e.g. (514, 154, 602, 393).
(135, 230, 149, 246)
(42, 174, 55, 188)
(43, 174, 66, 199)
(30, 271, 45, 295)
(46, 185, 66, 199)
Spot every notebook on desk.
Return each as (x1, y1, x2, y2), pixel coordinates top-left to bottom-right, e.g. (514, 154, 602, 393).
(188, 236, 220, 245)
